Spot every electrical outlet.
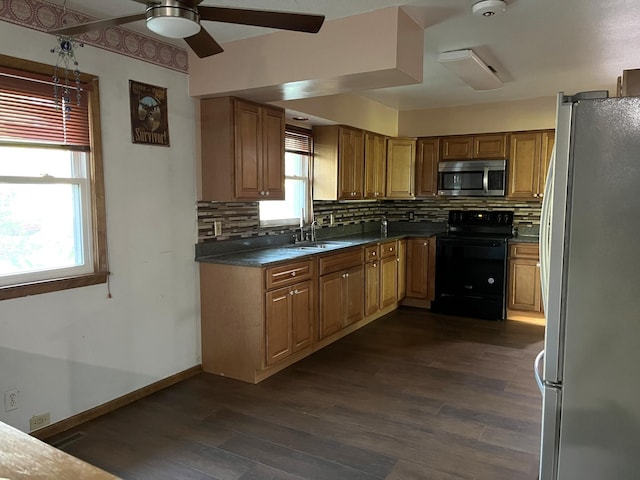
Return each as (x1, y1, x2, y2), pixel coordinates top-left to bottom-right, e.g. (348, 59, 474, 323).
(330, 214, 335, 226)
(407, 211, 415, 221)
(30, 412, 50, 431)
(4, 389, 19, 411)
(214, 220, 222, 237)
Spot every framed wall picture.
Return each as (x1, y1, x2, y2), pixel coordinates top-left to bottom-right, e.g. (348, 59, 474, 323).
(129, 80, 170, 147)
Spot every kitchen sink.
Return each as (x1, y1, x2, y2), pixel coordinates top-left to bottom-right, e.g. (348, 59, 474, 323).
(286, 240, 354, 250)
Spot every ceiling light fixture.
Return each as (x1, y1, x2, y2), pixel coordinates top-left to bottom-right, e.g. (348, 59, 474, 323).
(146, 4, 201, 39)
(472, 0, 507, 17)
(437, 49, 503, 90)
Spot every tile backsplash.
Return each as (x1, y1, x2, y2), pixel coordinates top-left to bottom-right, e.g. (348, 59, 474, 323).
(197, 198, 541, 243)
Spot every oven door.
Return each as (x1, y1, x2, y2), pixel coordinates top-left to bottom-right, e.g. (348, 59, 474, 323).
(433, 236, 508, 320)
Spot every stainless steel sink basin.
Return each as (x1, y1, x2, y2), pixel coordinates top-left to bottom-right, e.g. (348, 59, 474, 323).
(286, 240, 354, 250)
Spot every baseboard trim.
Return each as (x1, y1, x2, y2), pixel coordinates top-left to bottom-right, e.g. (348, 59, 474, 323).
(32, 365, 203, 440)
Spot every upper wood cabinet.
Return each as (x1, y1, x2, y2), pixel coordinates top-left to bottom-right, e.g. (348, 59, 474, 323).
(415, 138, 440, 198)
(313, 125, 364, 200)
(508, 130, 555, 200)
(200, 97, 285, 201)
(441, 133, 509, 160)
(364, 132, 387, 199)
(386, 138, 416, 199)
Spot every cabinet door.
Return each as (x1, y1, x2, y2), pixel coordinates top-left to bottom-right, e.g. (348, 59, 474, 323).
(291, 280, 313, 352)
(416, 138, 440, 198)
(397, 240, 407, 301)
(234, 101, 262, 199)
(508, 258, 542, 312)
(474, 134, 508, 159)
(386, 138, 416, 199)
(344, 266, 364, 326)
(365, 261, 380, 316)
(364, 132, 386, 199)
(261, 106, 285, 200)
(319, 271, 345, 339)
(441, 136, 473, 160)
(380, 255, 398, 308)
(508, 132, 542, 200)
(406, 238, 429, 299)
(539, 131, 555, 199)
(265, 286, 292, 366)
(338, 127, 364, 199)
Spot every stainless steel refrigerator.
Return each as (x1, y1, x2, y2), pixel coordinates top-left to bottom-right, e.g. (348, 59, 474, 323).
(535, 91, 640, 479)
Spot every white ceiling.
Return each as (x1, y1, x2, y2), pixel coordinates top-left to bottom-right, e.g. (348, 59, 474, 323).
(59, 0, 640, 110)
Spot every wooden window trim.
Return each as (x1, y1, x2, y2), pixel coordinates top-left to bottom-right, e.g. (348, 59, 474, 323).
(0, 55, 109, 301)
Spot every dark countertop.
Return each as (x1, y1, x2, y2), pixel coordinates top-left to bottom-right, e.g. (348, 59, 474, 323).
(196, 222, 446, 267)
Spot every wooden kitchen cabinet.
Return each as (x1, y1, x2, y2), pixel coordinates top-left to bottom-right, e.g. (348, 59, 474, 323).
(403, 237, 436, 308)
(200, 97, 285, 201)
(397, 239, 407, 301)
(507, 243, 544, 323)
(200, 258, 315, 384)
(313, 125, 365, 200)
(265, 279, 313, 366)
(385, 138, 416, 199)
(364, 132, 387, 199)
(441, 133, 508, 160)
(508, 130, 555, 200)
(415, 138, 440, 198)
(379, 241, 398, 308)
(364, 245, 381, 316)
(318, 248, 364, 339)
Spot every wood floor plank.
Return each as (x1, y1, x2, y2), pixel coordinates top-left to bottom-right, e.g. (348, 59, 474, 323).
(47, 310, 544, 480)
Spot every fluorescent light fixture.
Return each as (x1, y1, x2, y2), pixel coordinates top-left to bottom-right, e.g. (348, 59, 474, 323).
(437, 49, 503, 90)
(146, 6, 201, 39)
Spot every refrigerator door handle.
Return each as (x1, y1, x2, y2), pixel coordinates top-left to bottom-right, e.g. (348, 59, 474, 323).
(534, 349, 545, 394)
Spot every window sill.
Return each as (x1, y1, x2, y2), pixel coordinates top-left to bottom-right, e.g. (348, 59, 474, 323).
(0, 272, 109, 301)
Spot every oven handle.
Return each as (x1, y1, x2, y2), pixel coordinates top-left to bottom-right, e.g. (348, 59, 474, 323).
(437, 238, 506, 248)
(483, 166, 489, 193)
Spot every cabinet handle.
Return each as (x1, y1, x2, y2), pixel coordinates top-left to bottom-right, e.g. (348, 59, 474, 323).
(294, 289, 299, 295)
(372, 251, 376, 256)
(423, 242, 428, 246)
(291, 271, 296, 277)
(289, 290, 295, 296)
(536, 263, 541, 267)
(533, 193, 539, 198)
(265, 191, 270, 196)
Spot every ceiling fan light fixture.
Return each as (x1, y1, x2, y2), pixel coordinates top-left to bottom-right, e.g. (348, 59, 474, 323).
(146, 5, 201, 39)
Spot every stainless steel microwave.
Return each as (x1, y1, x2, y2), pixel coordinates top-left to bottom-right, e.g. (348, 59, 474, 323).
(438, 159, 507, 197)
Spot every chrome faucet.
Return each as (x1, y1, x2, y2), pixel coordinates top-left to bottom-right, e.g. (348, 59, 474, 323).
(310, 219, 319, 243)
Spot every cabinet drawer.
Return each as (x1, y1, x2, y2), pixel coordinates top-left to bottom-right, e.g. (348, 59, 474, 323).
(509, 243, 539, 259)
(265, 260, 314, 290)
(364, 245, 380, 263)
(319, 248, 363, 275)
(380, 240, 397, 258)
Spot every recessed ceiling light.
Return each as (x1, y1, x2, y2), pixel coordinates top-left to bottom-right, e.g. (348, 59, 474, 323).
(472, 0, 507, 17)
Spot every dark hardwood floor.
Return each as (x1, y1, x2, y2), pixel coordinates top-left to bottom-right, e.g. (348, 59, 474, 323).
(48, 309, 544, 480)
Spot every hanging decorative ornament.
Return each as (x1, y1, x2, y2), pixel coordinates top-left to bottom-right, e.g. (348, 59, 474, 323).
(50, 1, 83, 116)
(51, 36, 83, 115)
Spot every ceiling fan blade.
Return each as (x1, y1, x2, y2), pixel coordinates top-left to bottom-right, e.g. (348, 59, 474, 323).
(199, 6, 324, 33)
(49, 13, 147, 36)
(184, 28, 224, 58)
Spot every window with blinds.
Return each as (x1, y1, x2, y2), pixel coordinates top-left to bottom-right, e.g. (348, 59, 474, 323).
(0, 66, 90, 148)
(0, 56, 108, 300)
(259, 126, 312, 227)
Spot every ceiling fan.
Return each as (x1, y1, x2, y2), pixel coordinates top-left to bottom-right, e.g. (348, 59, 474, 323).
(49, 0, 325, 58)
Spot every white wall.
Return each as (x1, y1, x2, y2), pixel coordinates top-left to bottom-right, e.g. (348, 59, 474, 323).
(0, 23, 200, 433)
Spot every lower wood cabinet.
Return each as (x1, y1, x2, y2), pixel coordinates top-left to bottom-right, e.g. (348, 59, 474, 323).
(318, 248, 364, 339)
(199, 259, 316, 384)
(199, 236, 432, 384)
(379, 241, 398, 308)
(403, 237, 436, 308)
(507, 242, 544, 322)
(265, 279, 313, 366)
